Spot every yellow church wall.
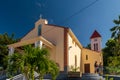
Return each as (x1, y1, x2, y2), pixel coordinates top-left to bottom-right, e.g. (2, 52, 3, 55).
(20, 28, 38, 41)
(68, 34, 81, 72)
(42, 24, 65, 71)
(12, 19, 103, 74)
(20, 19, 65, 71)
(82, 48, 102, 73)
(45, 46, 56, 62)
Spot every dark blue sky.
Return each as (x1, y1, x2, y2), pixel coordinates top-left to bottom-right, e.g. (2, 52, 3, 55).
(0, 0, 120, 48)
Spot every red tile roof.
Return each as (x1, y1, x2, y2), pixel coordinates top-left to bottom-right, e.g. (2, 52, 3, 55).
(90, 30, 101, 39)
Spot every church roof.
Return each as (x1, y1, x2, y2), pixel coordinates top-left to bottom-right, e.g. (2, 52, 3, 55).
(90, 30, 101, 39)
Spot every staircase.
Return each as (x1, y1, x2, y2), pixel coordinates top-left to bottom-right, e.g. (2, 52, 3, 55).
(81, 73, 105, 80)
(56, 72, 68, 80)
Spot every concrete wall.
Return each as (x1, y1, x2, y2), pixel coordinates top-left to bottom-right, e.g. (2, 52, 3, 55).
(42, 24, 64, 71)
(68, 34, 81, 72)
(82, 48, 103, 73)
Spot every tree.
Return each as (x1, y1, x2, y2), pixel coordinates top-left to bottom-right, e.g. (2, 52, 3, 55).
(103, 15, 120, 74)
(85, 43, 91, 49)
(0, 33, 17, 69)
(7, 45, 59, 80)
(102, 39, 116, 66)
(34, 47, 50, 80)
(24, 45, 38, 80)
(48, 60, 59, 80)
(7, 53, 23, 78)
(110, 16, 120, 41)
(24, 45, 59, 80)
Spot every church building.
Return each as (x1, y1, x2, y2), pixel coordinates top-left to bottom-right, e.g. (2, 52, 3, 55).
(8, 18, 103, 79)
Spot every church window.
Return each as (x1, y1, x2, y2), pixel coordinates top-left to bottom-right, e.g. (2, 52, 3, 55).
(38, 24, 42, 36)
(94, 43, 98, 51)
(96, 43, 98, 51)
(94, 38, 97, 41)
(94, 44, 96, 51)
(86, 55, 88, 60)
(75, 55, 77, 67)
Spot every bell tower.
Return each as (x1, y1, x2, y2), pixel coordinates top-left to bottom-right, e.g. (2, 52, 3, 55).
(90, 30, 102, 52)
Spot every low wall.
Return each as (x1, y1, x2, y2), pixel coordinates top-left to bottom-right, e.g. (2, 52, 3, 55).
(103, 75, 120, 80)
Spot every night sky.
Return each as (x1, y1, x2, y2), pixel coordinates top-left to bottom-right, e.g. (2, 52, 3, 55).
(0, 0, 120, 48)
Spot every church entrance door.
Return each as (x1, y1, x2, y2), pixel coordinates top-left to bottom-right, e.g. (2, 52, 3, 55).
(84, 64, 90, 73)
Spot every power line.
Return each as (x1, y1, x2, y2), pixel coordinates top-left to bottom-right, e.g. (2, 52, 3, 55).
(42, 0, 99, 35)
(60, 0, 99, 24)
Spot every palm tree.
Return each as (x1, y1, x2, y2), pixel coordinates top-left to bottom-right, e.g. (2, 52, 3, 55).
(7, 52, 23, 78)
(24, 45, 59, 80)
(110, 16, 120, 56)
(24, 45, 53, 80)
(35, 48, 50, 80)
(110, 16, 120, 41)
(7, 45, 59, 80)
(48, 60, 59, 80)
(23, 45, 39, 80)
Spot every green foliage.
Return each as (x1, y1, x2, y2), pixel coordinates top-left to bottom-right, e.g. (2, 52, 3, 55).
(0, 33, 17, 69)
(85, 44, 91, 49)
(102, 39, 116, 66)
(7, 45, 59, 80)
(103, 15, 120, 74)
(104, 74, 114, 80)
(109, 78, 114, 80)
(70, 65, 79, 72)
(0, 67, 3, 71)
(49, 60, 59, 80)
(110, 15, 120, 40)
(105, 66, 120, 75)
(108, 56, 120, 67)
(105, 74, 109, 80)
(7, 53, 23, 78)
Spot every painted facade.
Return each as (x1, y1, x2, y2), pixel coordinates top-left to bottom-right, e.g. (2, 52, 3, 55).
(82, 48, 103, 73)
(8, 18, 103, 76)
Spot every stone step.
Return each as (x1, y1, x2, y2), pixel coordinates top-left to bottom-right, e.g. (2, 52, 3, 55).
(81, 73, 105, 80)
(56, 72, 68, 80)
(68, 77, 81, 80)
(82, 73, 99, 77)
(81, 76, 105, 80)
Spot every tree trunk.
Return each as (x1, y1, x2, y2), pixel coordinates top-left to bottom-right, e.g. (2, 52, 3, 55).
(31, 67, 34, 80)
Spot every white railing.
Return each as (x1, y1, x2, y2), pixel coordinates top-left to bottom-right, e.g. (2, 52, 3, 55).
(6, 73, 51, 80)
(6, 74, 23, 80)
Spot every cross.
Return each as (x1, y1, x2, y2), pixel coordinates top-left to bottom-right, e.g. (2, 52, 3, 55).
(39, 14, 42, 19)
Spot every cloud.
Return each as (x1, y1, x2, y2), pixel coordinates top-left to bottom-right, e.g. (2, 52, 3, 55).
(36, 1, 45, 8)
(36, 2, 42, 8)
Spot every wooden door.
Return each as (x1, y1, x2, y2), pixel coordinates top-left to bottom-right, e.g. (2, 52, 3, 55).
(84, 64, 90, 73)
